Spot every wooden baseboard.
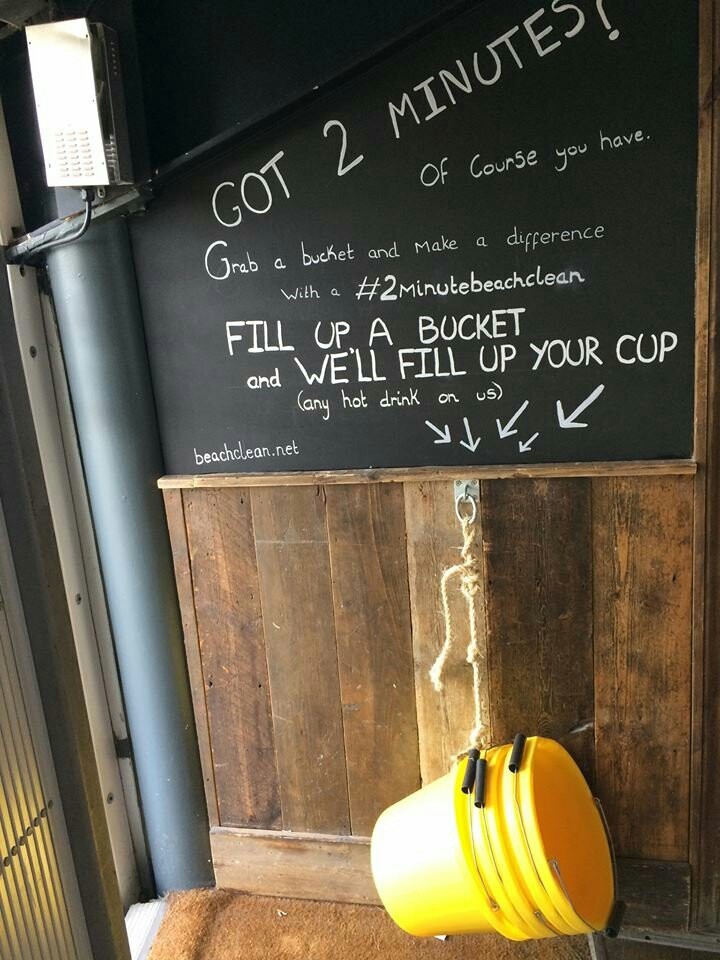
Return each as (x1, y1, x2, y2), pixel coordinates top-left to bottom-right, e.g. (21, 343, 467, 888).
(619, 928, 720, 954)
(211, 828, 379, 905)
(211, 827, 690, 932)
(616, 858, 690, 931)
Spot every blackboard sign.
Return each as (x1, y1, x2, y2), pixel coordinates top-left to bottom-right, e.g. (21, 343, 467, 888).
(132, 0, 699, 476)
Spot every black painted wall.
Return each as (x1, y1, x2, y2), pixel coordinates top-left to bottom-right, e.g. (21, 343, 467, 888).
(0, 0, 467, 230)
(134, 0, 469, 169)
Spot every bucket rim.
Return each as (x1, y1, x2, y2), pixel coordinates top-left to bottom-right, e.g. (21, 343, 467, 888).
(515, 737, 614, 933)
(452, 759, 521, 939)
(466, 746, 549, 941)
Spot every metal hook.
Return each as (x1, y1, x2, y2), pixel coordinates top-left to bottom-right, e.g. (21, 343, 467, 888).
(454, 479, 479, 524)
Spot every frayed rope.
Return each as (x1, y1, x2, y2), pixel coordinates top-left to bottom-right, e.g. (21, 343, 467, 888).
(429, 513, 487, 758)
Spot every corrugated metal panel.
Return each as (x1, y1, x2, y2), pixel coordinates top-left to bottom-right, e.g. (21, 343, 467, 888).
(0, 572, 81, 960)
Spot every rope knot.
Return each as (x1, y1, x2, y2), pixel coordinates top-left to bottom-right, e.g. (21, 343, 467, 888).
(429, 508, 488, 758)
(460, 559, 482, 599)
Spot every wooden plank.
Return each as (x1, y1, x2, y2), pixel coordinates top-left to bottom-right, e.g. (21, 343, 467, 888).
(183, 489, 281, 829)
(162, 489, 220, 826)
(211, 827, 377, 904)
(211, 826, 690, 934)
(692, 0, 714, 462)
(593, 477, 693, 861)
(404, 480, 481, 782)
(158, 459, 698, 489)
(617, 859, 690, 932)
(325, 484, 421, 835)
(692, 0, 720, 930)
(252, 486, 350, 834)
(607, 945, 698, 960)
(481, 478, 595, 783)
(620, 932, 720, 956)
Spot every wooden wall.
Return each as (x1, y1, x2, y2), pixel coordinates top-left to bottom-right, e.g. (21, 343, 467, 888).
(163, 473, 697, 928)
(151, 5, 720, 949)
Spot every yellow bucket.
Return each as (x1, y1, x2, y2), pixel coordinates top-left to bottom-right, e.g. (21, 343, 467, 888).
(371, 736, 616, 940)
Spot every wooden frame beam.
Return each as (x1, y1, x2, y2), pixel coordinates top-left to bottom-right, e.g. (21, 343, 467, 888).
(159, 459, 697, 489)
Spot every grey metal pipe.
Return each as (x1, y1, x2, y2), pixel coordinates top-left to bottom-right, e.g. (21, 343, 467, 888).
(46, 217, 212, 893)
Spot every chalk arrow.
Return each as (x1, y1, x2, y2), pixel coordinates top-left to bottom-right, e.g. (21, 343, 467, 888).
(518, 432, 540, 453)
(425, 419, 451, 444)
(556, 384, 606, 429)
(496, 400, 529, 439)
(459, 417, 481, 452)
